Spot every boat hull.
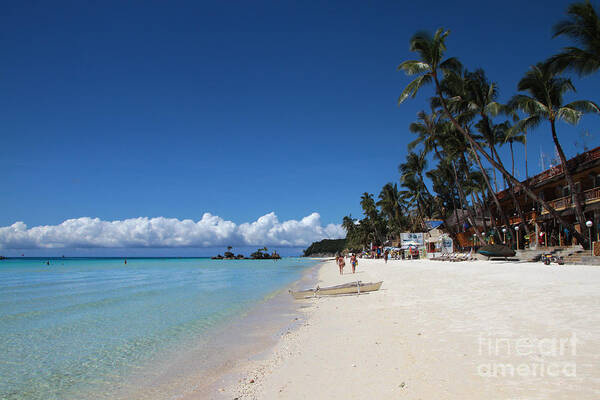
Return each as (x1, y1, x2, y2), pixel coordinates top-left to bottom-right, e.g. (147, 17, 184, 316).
(477, 244, 516, 258)
(290, 281, 383, 299)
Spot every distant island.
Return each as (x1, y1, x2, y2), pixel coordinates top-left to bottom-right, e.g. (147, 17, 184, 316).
(211, 246, 281, 260)
(302, 238, 346, 257)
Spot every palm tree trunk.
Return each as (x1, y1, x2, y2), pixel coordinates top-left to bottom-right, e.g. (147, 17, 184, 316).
(471, 191, 489, 235)
(450, 190, 461, 235)
(489, 145, 531, 240)
(550, 119, 588, 246)
(451, 160, 485, 242)
(432, 73, 588, 247)
(475, 194, 489, 234)
(510, 140, 515, 177)
(467, 140, 512, 240)
(459, 152, 490, 242)
(483, 187, 501, 243)
(492, 165, 499, 192)
(524, 128, 529, 179)
(418, 171, 432, 197)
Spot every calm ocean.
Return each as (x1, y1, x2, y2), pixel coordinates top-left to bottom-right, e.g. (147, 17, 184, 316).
(0, 257, 317, 399)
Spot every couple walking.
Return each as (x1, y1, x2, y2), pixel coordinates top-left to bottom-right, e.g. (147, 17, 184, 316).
(337, 254, 357, 275)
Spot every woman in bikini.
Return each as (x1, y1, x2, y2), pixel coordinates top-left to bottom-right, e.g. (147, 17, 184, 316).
(337, 255, 345, 275)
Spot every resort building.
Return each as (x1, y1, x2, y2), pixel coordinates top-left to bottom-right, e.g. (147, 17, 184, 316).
(492, 146, 600, 250)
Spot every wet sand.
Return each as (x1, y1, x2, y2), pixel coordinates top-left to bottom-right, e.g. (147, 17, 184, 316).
(227, 258, 600, 399)
(108, 261, 324, 400)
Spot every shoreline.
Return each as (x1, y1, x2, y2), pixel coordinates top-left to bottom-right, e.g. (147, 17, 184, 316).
(107, 258, 326, 400)
(227, 258, 600, 399)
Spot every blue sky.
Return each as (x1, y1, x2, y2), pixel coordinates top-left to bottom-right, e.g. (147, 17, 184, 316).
(1, 0, 599, 254)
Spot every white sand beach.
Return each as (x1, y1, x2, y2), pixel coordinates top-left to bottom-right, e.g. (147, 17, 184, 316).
(226, 258, 600, 399)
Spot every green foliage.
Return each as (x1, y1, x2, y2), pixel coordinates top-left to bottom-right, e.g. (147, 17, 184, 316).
(548, 1, 600, 76)
(302, 239, 347, 257)
(341, 2, 599, 250)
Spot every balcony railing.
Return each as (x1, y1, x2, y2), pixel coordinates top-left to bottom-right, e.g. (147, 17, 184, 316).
(508, 211, 537, 225)
(528, 147, 600, 188)
(541, 186, 600, 214)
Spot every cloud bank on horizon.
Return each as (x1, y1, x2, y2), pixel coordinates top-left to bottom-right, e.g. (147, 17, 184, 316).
(0, 212, 345, 249)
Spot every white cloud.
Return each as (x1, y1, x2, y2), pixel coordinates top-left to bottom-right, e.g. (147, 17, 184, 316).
(0, 212, 345, 249)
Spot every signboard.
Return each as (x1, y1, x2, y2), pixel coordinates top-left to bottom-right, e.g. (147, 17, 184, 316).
(441, 237, 453, 254)
(400, 232, 424, 247)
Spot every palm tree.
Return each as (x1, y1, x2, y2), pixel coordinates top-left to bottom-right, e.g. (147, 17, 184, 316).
(437, 128, 486, 242)
(438, 66, 521, 238)
(426, 161, 461, 234)
(398, 28, 591, 247)
(342, 215, 356, 236)
(398, 176, 430, 232)
(399, 151, 432, 196)
(408, 107, 445, 160)
(504, 124, 526, 179)
(504, 109, 530, 179)
(343, 215, 371, 250)
(360, 193, 385, 245)
(548, 0, 600, 76)
(377, 183, 406, 236)
(509, 62, 600, 241)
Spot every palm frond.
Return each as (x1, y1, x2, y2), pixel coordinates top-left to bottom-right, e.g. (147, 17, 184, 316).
(563, 99, 600, 114)
(509, 94, 549, 116)
(397, 60, 431, 75)
(398, 75, 432, 104)
(517, 115, 543, 132)
(556, 107, 582, 125)
(485, 101, 504, 117)
(439, 57, 462, 75)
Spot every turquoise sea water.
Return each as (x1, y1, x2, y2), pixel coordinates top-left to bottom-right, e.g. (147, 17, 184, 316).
(0, 257, 317, 400)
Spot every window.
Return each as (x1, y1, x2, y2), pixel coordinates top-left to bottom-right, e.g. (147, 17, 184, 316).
(596, 174, 600, 188)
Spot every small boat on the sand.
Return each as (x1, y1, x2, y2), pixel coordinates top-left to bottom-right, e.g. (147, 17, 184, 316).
(477, 244, 516, 258)
(289, 281, 383, 299)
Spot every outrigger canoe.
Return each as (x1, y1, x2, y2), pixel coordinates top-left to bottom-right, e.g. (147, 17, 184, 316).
(289, 281, 383, 299)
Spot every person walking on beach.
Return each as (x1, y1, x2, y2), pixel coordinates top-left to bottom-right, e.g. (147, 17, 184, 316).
(350, 253, 357, 273)
(337, 255, 345, 275)
(384, 250, 388, 264)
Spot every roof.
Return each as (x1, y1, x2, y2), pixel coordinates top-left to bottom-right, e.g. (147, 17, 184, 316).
(496, 145, 600, 200)
(425, 220, 444, 230)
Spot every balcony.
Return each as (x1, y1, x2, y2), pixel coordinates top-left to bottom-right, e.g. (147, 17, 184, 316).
(528, 147, 600, 188)
(509, 211, 538, 225)
(541, 186, 600, 214)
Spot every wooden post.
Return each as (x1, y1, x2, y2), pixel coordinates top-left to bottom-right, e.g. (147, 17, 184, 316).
(560, 232, 562, 247)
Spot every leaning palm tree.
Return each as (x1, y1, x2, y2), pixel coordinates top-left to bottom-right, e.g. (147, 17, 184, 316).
(548, 0, 600, 76)
(398, 28, 592, 248)
(437, 127, 487, 242)
(509, 62, 600, 238)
